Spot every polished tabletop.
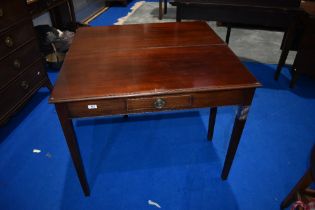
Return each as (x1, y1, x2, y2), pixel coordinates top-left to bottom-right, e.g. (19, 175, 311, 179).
(50, 22, 260, 103)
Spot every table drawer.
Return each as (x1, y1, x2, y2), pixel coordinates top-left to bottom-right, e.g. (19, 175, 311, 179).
(67, 99, 126, 118)
(65, 89, 255, 118)
(127, 95, 192, 112)
(0, 18, 35, 60)
(0, 61, 45, 120)
(66, 95, 192, 118)
(0, 40, 42, 90)
(0, 0, 28, 31)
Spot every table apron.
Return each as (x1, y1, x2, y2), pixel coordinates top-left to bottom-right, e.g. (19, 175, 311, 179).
(174, 4, 301, 28)
(65, 88, 255, 118)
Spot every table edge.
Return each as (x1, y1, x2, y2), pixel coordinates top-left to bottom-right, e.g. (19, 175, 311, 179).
(49, 83, 261, 104)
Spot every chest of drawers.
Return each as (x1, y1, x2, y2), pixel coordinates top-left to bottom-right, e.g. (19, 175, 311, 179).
(0, 0, 52, 125)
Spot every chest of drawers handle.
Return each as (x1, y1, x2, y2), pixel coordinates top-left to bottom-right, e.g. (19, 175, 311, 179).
(154, 98, 166, 109)
(0, 8, 3, 17)
(20, 81, 29, 90)
(5, 36, 14, 48)
(13, 59, 21, 69)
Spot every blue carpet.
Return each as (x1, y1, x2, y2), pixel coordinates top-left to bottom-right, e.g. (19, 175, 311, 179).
(1, 2, 315, 209)
(89, 0, 159, 26)
(89, 0, 145, 26)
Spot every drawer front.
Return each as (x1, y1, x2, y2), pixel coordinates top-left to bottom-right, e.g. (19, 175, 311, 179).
(0, 40, 42, 90)
(192, 89, 253, 107)
(67, 95, 192, 118)
(67, 99, 126, 118)
(0, 18, 35, 60)
(0, 61, 45, 120)
(127, 95, 192, 112)
(0, 0, 28, 31)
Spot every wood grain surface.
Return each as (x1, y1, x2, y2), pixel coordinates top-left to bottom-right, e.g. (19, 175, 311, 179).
(50, 22, 260, 103)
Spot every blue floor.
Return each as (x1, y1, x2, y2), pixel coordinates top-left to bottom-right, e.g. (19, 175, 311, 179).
(89, 0, 153, 26)
(1, 2, 315, 210)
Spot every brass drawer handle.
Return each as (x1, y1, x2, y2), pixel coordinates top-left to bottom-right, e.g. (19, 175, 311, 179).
(21, 81, 29, 90)
(4, 36, 14, 48)
(0, 8, 3, 17)
(154, 98, 166, 109)
(13, 59, 21, 69)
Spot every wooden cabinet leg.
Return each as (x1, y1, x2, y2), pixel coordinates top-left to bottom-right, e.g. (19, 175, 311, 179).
(207, 107, 217, 141)
(225, 25, 231, 44)
(281, 169, 312, 209)
(290, 65, 299, 88)
(45, 78, 53, 92)
(221, 105, 250, 180)
(159, 0, 163, 20)
(55, 103, 90, 196)
(275, 21, 297, 81)
(164, 0, 167, 14)
(275, 49, 289, 80)
(176, 5, 182, 22)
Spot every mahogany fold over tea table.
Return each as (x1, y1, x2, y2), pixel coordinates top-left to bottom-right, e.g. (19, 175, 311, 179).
(49, 22, 261, 196)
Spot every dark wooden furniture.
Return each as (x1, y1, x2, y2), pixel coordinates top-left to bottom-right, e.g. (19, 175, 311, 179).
(275, 1, 315, 88)
(27, 0, 77, 31)
(171, 0, 302, 26)
(170, 0, 304, 68)
(0, 0, 52, 125)
(105, 0, 128, 6)
(281, 145, 315, 209)
(49, 22, 261, 196)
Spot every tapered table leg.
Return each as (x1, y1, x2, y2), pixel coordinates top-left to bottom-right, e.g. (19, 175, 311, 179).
(281, 169, 312, 209)
(221, 105, 250, 180)
(55, 103, 90, 196)
(208, 107, 217, 141)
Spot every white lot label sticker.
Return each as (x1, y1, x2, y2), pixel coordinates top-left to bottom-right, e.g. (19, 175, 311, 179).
(88, 104, 97, 109)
